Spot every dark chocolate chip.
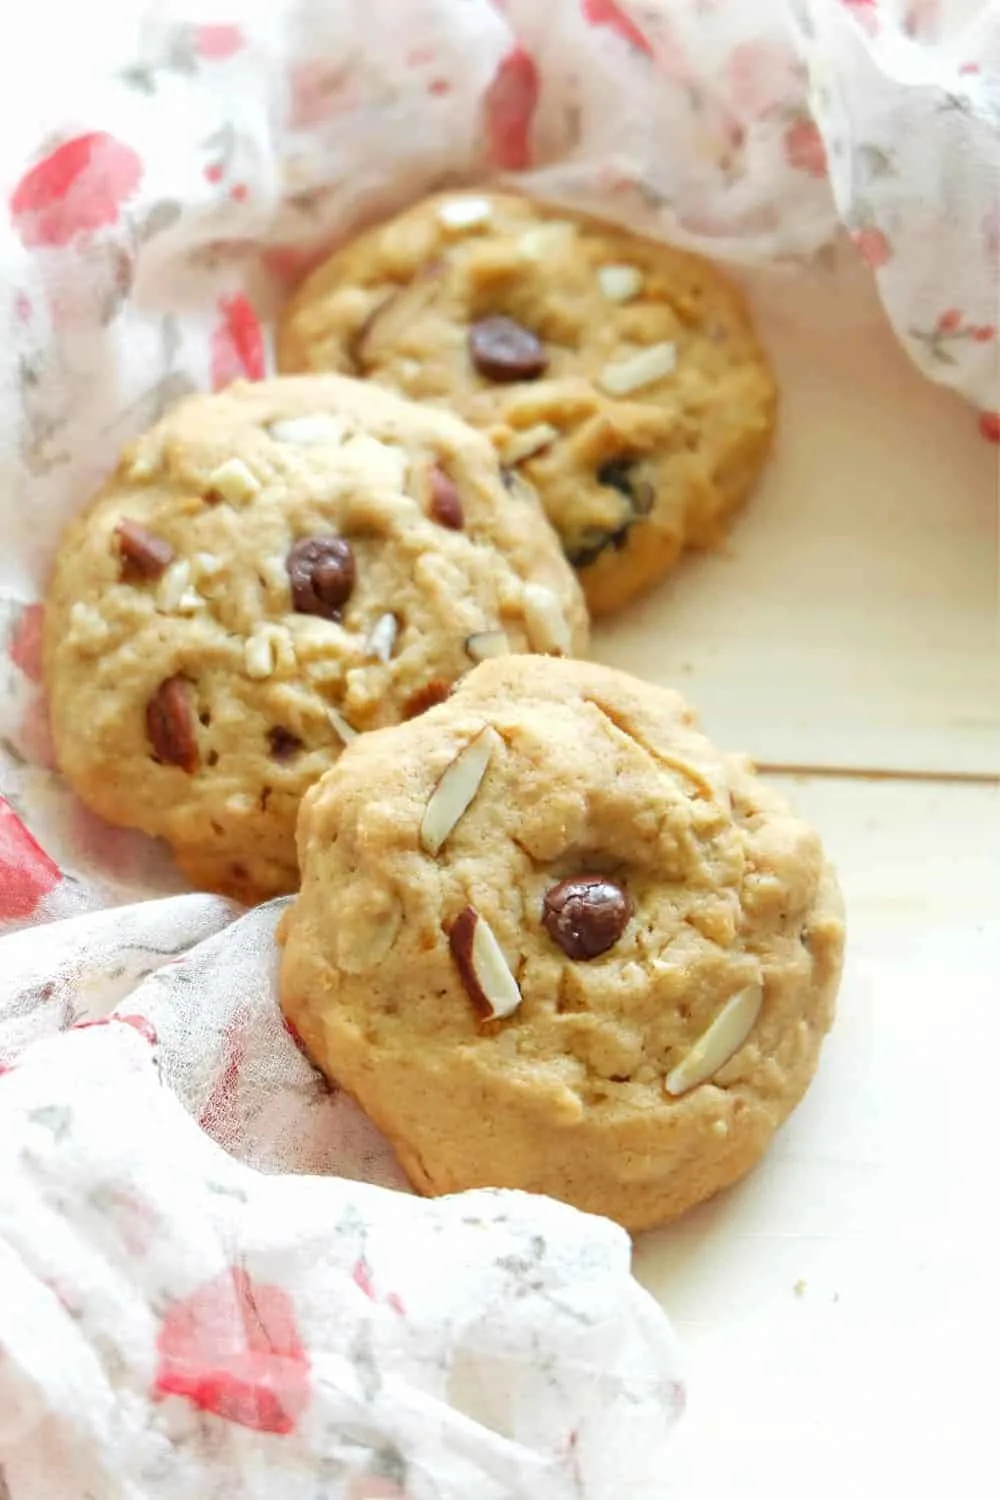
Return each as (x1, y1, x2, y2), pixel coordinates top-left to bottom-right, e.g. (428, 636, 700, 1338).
(267, 725, 303, 760)
(403, 679, 452, 719)
(115, 519, 174, 581)
(468, 316, 548, 382)
(427, 465, 464, 529)
(146, 676, 198, 773)
(541, 875, 633, 960)
(596, 460, 654, 515)
(566, 461, 656, 569)
(286, 536, 356, 620)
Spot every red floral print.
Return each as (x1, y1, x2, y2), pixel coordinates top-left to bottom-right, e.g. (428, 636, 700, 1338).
(72, 1014, 158, 1046)
(8, 602, 44, 683)
(199, 1007, 250, 1131)
(210, 294, 265, 389)
(10, 133, 143, 249)
(352, 1258, 375, 1299)
(841, 0, 881, 36)
(194, 24, 243, 60)
(937, 307, 962, 333)
(581, 0, 653, 58)
(17, 694, 56, 770)
(0, 797, 61, 921)
(288, 60, 359, 130)
(727, 40, 803, 119)
(482, 46, 539, 172)
(783, 117, 828, 178)
(852, 226, 892, 269)
(262, 242, 335, 288)
(978, 412, 1000, 444)
(154, 1267, 310, 1434)
(346, 1480, 410, 1500)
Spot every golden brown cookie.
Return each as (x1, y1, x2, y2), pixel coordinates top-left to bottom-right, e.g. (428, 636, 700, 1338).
(43, 377, 587, 903)
(280, 656, 843, 1231)
(277, 191, 777, 616)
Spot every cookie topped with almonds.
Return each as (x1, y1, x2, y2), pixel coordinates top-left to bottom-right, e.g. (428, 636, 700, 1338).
(280, 656, 844, 1231)
(277, 190, 778, 616)
(43, 376, 587, 902)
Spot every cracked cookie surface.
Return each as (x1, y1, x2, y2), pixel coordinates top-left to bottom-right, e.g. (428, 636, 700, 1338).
(43, 376, 587, 903)
(277, 191, 777, 616)
(280, 656, 843, 1230)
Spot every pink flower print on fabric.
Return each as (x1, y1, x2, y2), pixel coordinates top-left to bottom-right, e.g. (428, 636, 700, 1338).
(10, 133, 143, 249)
(153, 1266, 310, 1435)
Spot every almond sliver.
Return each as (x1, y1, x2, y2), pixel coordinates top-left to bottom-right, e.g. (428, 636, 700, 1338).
(420, 725, 501, 855)
(598, 342, 677, 397)
(597, 264, 644, 303)
(664, 984, 763, 1097)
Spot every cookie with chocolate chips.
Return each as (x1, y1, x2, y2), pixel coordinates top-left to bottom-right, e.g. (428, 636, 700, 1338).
(280, 656, 844, 1231)
(43, 376, 587, 903)
(277, 191, 777, 616)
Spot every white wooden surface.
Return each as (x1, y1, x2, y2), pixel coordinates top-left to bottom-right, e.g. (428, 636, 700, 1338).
(602, 287, 999, 1498)
(594, 275, 999, 777)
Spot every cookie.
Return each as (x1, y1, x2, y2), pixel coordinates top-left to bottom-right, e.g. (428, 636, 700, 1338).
(279, 656, 844, 1231)
(277, 191, 777, 616)
(43, 376, 587, 903)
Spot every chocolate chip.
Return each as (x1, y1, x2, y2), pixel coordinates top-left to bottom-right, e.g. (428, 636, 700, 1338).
(541, 876, 633, 961)
(468, 316, 548, 382)
(115, 519, 174, 581)
(286, 536, 356, 620)
(427, 465, 464, 529)
(403, 679, 452, 719)
(596, 460, 654, 515)
(566, 461, 656, 570)
(146, 677, 198, 773)
(267, 725, 303, 760)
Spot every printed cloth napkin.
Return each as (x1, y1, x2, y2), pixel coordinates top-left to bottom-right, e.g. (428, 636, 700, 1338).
(1, 2, 997, 1495)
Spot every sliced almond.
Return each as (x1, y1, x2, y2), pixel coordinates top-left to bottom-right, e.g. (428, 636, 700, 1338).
(175, 586, 206, 615)
(420, 726, 500, 856)
(157, 559, 193, 612)
(518, 221, 576, 259)
(436, 196, 492, 230)
(501, 423, 559, 466)
(464, 629, 511, 663)
(356, 272, 441, 368)
(597, 264, 644, 303)
(365, 612, 398, 664)
(522, 583, 572, 657)
(269, 414, 348, 446)
(328, 705, 358, 745)
(664, 984, 763, 1097)
(598, 342, 678, 397)
(207, 457, 260, 505)
(449, 906, 522, 1021)
(259, 554, 291, 595)
(191, 551, 222, 582)
(244, 630, 277, 680)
